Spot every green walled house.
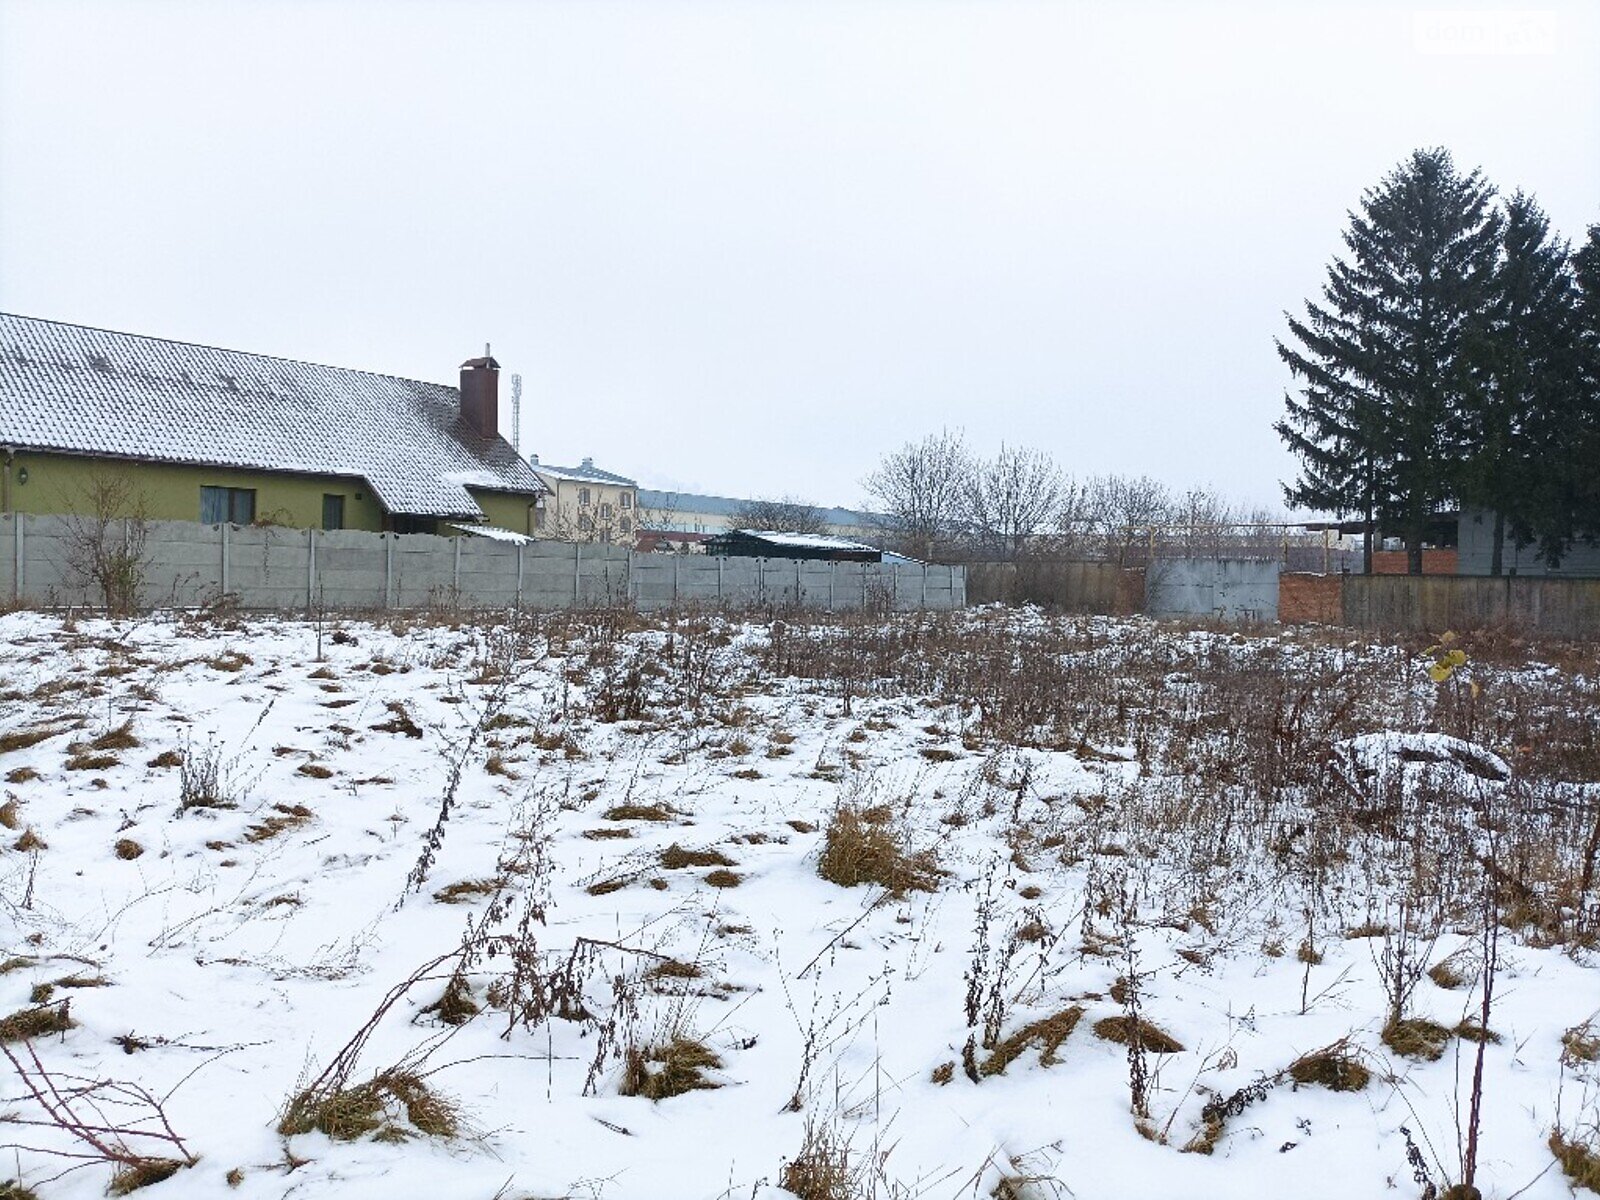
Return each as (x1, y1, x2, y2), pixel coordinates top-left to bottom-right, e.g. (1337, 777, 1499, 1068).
(0, 313, 549, 536)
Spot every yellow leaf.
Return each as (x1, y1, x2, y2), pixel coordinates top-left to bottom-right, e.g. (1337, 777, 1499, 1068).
(1428, 663, 1454, 683)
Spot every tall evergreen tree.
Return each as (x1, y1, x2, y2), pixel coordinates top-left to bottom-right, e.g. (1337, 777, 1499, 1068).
(1565, 224, 1600, 550)
(1459, 192, 1580, 572)
(1277, 147, 1500, 574)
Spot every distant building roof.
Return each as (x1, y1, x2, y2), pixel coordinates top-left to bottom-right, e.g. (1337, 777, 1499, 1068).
(0, 313, 546, 520)
(704, 529, 884, 562)
(533, 456, 637, 486)
(637, 487, 880, 529)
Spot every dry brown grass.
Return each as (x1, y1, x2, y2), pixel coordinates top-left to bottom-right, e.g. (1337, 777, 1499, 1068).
(0, 800, 18, 829)
(1551, 1129, 1600, 1193)
(0, 1001, 75, 1043)
(3, 768, 38, 785)
(1092, 1015, 1184, 1054)
(1287, 1041, 1371, 1092)
(146, 749, 182, 769)
(704, 869, 743, 888)
(0, 726, 64, 755)
(603, 803, 675, 822)
(659, 844, 735, 869)
(114, 838, 144, 860)
(1382, 1017, 1453, 1061)
(1563, 1025, 1600, 1065)
(89, 721, 140, 751)
(12, 828, 46, 853)
(780, 1117, 860, 1200)
(278, 1071, 461, 1141)
(296, 762, 334, 779)
(243, 803, 314, 843)
(108, 1158, 185, 1194)
(619, 1036, 723, 1101)
(980, 1006, 1084, 1076)
(432, 878, 501, 904)
(65, 750, 119, 772)
(816, 804, 939, 896)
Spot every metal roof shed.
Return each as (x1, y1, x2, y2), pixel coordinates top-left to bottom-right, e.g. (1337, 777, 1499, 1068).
(703, 529, 882, 563)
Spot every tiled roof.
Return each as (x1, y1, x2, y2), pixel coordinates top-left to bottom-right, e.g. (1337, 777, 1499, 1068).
(0, 313, 546, 519)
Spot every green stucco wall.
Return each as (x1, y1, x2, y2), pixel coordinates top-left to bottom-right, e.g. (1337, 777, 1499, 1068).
(1, 452, 538, 534)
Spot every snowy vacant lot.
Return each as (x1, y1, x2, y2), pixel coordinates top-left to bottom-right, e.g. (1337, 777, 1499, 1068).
(0, 607, 1598, 1200)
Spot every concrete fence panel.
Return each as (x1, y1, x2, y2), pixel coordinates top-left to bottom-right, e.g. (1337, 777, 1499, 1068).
(1, 514, 963, 615)
(1343, 575, 1600, 638)
(1146, 559, 1280, 622)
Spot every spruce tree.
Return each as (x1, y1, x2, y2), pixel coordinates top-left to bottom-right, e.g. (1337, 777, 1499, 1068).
(1277, 147, 1500, 574)
(1459, 192, 1580, 572)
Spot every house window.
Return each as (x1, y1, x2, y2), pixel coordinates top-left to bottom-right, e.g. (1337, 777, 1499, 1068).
(200, 486, 256, 525)
(392, 515, 437, 535)
(322, 494, 345, 531)
(600, 502, 613, 519)
(620, 516, 632, 533)
(621, 493, 633, 510)
(578, 514, 594, 532)
(578, 487, 591, 506)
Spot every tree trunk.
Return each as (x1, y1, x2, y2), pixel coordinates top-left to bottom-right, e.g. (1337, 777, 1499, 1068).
(1489, 510, 1505, 577)
(1362, 513, 1374, 576)
(1406, 527, 1424, 575)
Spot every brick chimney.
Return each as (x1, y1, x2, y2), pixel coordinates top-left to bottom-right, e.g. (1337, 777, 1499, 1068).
(459, 344, 500, 438)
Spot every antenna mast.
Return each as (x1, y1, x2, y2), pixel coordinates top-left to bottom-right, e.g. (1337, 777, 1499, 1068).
(511, 373, 523, 455)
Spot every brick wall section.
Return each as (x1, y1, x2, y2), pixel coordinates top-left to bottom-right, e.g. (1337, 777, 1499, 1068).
(1279, 573, 1342, 624)
(1371, 549, 1459, 575)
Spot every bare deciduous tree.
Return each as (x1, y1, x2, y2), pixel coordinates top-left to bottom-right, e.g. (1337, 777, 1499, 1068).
(862, 429, 974, 560)
(59, 471, 151, 616)
(964, 444, 1064, 560)
(727, 495, 829, 536)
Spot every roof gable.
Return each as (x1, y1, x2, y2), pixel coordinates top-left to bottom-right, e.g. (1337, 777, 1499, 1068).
(0, 314, 546, 519)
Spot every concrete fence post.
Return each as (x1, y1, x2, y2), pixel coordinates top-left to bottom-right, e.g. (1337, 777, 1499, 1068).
(573, 543, 581, 606)
(717, 556, 724, 607)
(921, 563, 927, 608)
(829, 560, 836, 611)
(453, 537, 461, 592)
(515, 544, 524, 610)
(383, 534, 394, 609)
(949, 564, 956, 610)
(221, 522, 231, 596)
(12, 515, 22, 602)
(673, 554, 680, 608)
(757, 557, 764, 606)
(306, 528, 316, 609)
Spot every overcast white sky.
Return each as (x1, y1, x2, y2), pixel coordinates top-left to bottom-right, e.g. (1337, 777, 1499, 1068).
(2, 1, 1596, 511)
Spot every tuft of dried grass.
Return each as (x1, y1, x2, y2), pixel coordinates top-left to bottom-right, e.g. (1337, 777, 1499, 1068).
(0, 1001, 75, 1043)
(108, 1159, 184, 1195)
(423, 975, 480, 1026)
(296, 763, 334, 780)
(704, 869, 743, 888)
(243, 803, 314, 843)
(3, 768, 38, 785)
(278, 1071, 461, 1142)
(816, 804, 939, 896)
(90, 721, 140, 752)
(1562, 1024, 1600, 1065)
(659, 843, 735, 869)
(65, 751, 119, 772)
(780, 1117, 860, 1200)
(0, 726, 64, 755)
(980, 1007, 1084, 1076)
(146, 749, 183, 769)
(1551, 1129, 1600, 1192)
(0, 799, 18, 828)
(371, 703, 423, 739)
(13, 828, 46, 853)
(113, 838, 145, 860)
(603, 803, 675, 822)
(432, 878, 501, 904)
(1382, 1017, 1453, 1061)
(619, 1036, 723, 1101)
(1287, 1041, 1371, 1092)
(1092, 1015, 1184, 1054)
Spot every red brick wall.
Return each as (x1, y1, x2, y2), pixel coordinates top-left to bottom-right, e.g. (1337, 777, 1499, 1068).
(1371, 549, 1459, 575)
(1280, 573, 1342, 624)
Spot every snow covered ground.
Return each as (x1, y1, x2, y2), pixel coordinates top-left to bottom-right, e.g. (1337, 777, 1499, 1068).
(0, 608, 1597, 1200)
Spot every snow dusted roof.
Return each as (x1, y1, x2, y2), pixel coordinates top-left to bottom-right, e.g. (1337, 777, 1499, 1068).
(446, 523, 534, 545)
(731, 529, 880, 552)
(0, 313, 547, 520)
(533, 458, 638, 486)
(637, 487, 879, 528)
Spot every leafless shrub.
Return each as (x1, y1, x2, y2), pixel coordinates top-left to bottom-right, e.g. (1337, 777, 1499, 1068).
(57, 472, 150, 617)
(0, 1039, 197, 1192)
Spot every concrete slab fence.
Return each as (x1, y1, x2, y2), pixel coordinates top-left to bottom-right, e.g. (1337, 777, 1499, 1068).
(0, 515, 966, 614)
